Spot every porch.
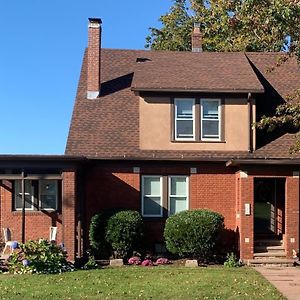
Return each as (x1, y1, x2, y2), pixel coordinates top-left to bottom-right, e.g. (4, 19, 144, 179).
(0, 155, 84, 261)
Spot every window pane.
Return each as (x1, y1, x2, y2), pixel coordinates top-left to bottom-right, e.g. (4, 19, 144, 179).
(15, 180, 33, 209)
(176, 100, 193, 118)
(144, 177, 160, 195)
(203, 101, 219, 119)
(176, 120, 193, 138)
(170, 177, 187, 196)
(144, 196, 161, 215)
(169, 197, 187, 215)
(40, 195, 57, 210)
(40, 180, 57, 210)
(202, 120, 219, 138)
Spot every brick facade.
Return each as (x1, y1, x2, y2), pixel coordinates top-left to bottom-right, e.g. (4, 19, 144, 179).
(84, 161, 300, 260)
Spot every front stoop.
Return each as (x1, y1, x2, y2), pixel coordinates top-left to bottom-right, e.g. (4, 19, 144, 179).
(247, 258, 298, 267)
(247, 238, 299, 266)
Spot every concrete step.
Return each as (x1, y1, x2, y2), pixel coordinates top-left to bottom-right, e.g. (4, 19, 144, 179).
(247, 258, 297, 267)
(254, 239, 283, 247)
(255, 245, 285, 253)
(254, 252, 286, 259)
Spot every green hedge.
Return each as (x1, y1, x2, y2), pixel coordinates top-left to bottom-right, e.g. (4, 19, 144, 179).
(106, 210, 143, 259)
(164, 209, 224, 261)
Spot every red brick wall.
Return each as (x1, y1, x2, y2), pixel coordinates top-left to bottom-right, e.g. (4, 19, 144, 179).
(84, 162, 238, 252)
(285, 176, 299, 259)
(62, 171, 77, 261)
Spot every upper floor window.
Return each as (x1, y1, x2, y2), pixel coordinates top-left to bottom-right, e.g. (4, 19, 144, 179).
(201, 99, 221, 141)
(175, 98, 195, 140)
(14, 179, 59, 211)
(173, 98, 222, 142)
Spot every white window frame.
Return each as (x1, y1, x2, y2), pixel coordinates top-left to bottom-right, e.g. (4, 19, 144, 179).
(14, 180, 35, 211)
(200, 98, 221, 141)
(168, 176, 189, 216)
(39, 180, 58, 211)
(174, 98, 195, 141)
(141, 175, 163, 217)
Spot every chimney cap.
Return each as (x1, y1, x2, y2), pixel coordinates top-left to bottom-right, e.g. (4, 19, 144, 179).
(88, 18, 102, 26)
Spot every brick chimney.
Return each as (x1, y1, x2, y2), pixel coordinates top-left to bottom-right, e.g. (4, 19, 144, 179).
(87, 18, 102, 99)
(192, 22, 202, 52)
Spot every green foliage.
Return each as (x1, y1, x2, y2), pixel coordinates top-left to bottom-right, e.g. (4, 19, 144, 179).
(89, 208, 122, 258)
(7, 240, 73, 274)
(83, 255, 98, 270)
(164, 209, 224, 261)
(105, 210, 144, 259)
(224, 252, 240, 268)
(146, 0, 300, 54)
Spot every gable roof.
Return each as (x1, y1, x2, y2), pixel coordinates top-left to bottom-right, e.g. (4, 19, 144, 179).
(66, 48, 300, 160)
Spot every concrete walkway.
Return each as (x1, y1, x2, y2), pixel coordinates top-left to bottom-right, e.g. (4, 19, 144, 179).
(255, 267, 300, 300)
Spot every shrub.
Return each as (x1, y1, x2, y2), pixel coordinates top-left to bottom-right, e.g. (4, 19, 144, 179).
(105, 210, 143, 259)
(164, 209, 224, 262)
(128, 256, 142, 265)
(224, 252, 240, 267)
(7, 239, 73, 274)
(89, 209, 122, 258)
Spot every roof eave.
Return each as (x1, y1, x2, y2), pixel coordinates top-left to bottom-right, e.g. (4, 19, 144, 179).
(226, 158, 300, 167)
(131, 87, 265, 94)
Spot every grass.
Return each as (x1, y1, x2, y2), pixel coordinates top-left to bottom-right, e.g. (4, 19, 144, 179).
(0, 266, 284, 300)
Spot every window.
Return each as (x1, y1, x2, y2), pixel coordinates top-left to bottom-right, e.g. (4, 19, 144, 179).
(175, 98, 195, 140)
(14, 179, 59, 211)
(14, 180, 34, 210)
(141, 176, 163, 217)
(173, 98, 222, 142)
(168, 176, 188, 215)
(141, 175, 189, 217)
(201, 99, 221, 140)
(39, 180, 58, 210)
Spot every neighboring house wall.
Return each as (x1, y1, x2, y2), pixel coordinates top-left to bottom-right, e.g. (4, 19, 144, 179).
(0, 170, 78, 261)
(139, 96, 254, 151)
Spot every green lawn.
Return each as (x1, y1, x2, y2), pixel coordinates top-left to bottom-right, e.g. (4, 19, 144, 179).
(0, 266, 284, 300)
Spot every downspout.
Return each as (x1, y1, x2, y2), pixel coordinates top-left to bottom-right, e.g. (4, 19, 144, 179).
(248, 93, 253, 153)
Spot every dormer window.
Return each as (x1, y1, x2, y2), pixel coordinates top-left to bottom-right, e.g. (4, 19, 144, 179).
(201, 99, 221, 141)
(174, 98, 195, 140)
(173, 98, 222, 142)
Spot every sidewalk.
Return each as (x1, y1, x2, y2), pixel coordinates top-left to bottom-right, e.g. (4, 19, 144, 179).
(255, 267, 300, 300)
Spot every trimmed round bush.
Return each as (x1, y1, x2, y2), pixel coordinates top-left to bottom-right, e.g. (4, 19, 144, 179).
(105, 210, 143, 259)
(164, 209, 224, 261)
(89, 208, 122, 258)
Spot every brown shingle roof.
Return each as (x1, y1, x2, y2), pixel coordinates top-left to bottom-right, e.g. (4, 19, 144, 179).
(132, 52, 264, 93)
(66, 49, 300, 161)
(246, 53, 300, 100)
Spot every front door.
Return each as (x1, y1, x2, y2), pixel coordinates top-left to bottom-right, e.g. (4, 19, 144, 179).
(254, 178, 285, 236)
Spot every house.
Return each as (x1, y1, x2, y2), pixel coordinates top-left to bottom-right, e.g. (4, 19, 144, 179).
(0, 18, 300, 262)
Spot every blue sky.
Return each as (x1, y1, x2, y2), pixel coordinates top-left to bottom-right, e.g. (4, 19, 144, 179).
(0, 0, 171, 154)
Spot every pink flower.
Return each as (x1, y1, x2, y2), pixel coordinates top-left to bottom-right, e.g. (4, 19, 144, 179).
(141, 259, 153, 266)
(128, 256, 141, 265)
(155, 258, 169, 265)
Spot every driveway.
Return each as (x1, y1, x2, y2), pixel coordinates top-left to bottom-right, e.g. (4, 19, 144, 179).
(255, 267, 300, 300)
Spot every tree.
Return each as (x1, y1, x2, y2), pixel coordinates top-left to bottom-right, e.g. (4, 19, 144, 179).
(146, 0, 300, 152)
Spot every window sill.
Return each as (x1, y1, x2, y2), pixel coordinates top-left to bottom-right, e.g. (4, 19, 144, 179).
(12, 210, 60, 215)
(172, 140, 226, 144)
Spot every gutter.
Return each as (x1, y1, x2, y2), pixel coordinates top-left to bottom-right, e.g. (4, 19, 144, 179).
(226, 158, 300, 167)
